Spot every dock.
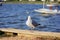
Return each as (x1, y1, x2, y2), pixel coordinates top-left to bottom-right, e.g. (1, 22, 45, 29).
(0, 28, 60, 40)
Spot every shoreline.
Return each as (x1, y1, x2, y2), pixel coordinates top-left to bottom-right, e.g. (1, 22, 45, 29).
(2, 1, 55, 4)
(1, 1, 60, 5)
(0, 28, 60, 40)
(2, 1, 43, 4)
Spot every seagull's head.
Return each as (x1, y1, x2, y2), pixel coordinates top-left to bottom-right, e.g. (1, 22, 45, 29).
(28, 16, 31, 20)
(26, 11, 32, 21)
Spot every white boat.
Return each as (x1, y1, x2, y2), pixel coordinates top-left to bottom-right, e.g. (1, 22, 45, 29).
(34, 0, 60, 14)
(46, 4, 55, 6)
(34, 8, 49, 13)
(34, 4, 60, 14)
(34, 9, 60, 14)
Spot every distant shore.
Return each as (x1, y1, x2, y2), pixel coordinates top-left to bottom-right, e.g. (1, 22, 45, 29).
(2, 1, 42, 4)
(2, 1, 56, 4)
(1, 1, 59, 5)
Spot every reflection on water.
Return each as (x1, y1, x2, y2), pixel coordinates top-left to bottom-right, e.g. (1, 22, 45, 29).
(0, 4, 60, 32)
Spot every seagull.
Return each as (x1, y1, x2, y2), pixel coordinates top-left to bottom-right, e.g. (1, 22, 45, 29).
(26, 16, 40, 30)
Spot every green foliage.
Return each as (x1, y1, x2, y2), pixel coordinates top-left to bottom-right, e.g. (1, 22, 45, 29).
(22, 0, 28, 1)
(8, 0, 18, 1)
(7, 0, 42, 1)
(58, 2, 60, 4)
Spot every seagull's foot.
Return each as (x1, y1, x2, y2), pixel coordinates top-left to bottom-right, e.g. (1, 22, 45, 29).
(29, 30, 34, 33)
(29, 29, 34, 33)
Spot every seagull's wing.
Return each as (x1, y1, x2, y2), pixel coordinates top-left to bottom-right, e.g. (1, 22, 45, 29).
(32, 19, 40, 27)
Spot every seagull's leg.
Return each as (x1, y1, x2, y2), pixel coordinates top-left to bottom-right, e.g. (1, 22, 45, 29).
(30, 28, 34, 33)
(31, 28, 33, 30)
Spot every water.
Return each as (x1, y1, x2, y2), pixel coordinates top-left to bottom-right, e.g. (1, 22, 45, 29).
(0, 4, 60, 32)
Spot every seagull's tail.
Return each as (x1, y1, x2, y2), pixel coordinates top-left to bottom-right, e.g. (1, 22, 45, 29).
(38, 24, 41, 25)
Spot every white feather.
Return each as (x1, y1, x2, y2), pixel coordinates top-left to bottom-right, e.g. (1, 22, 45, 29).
(26, 16, 35, 28)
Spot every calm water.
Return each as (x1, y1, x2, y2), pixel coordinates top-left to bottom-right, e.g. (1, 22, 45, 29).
(0, 4, 60, 32)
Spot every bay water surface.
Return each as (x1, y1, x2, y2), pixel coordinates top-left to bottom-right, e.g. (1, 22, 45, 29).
(0, 4, 60, 32)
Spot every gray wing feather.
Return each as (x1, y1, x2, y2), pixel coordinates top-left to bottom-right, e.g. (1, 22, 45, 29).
(32, 20, 39, 27)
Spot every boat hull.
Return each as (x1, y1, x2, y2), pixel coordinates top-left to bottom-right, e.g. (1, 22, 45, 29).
(34, 9, 60, 14)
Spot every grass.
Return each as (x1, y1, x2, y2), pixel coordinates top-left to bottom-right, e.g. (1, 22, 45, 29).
(2, 1, 60, 5)
(3, 1, 49, 4)
(10, 1, 42, 4)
